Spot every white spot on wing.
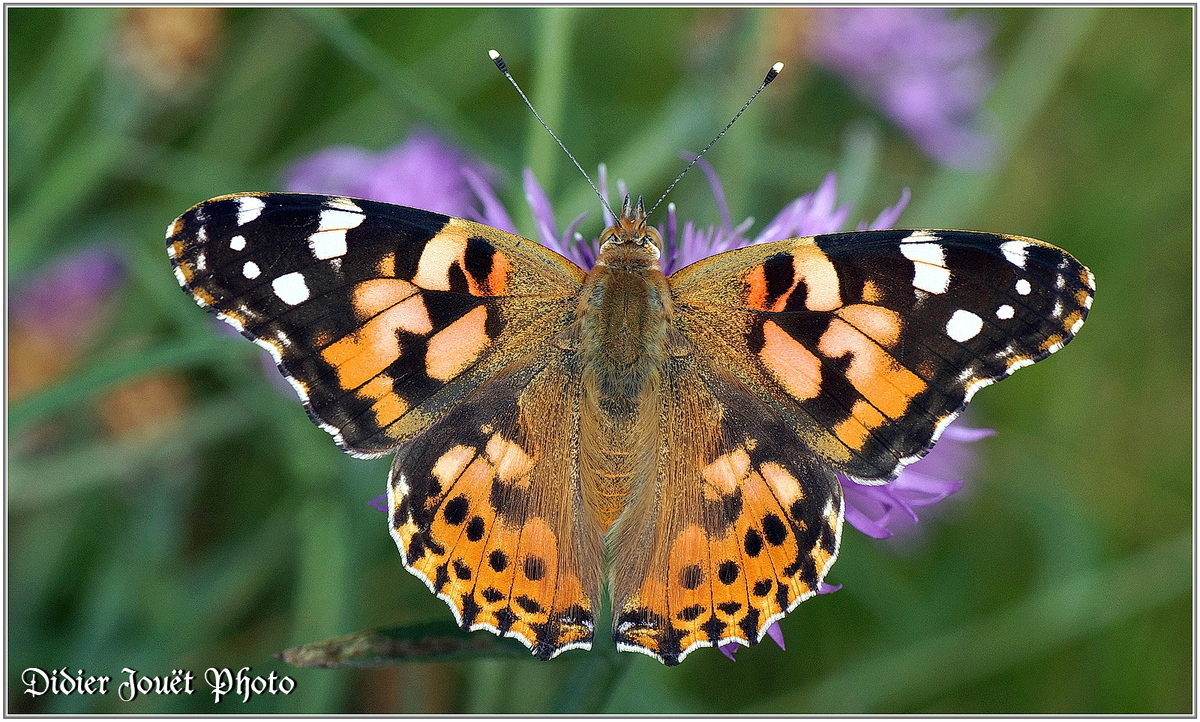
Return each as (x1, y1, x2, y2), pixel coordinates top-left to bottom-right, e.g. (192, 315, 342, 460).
(996, 304, 1014, 320)
(319, 207, 365, 232)
(236, 196, 265, 226)
(1070, 316, 1085, 334)
(308, 206, 363, 260)
(901, 230, 939, 243)
(946, 309, 983, 342)
(243, 261, 260, 279)
(309, 230, 348, 260)
(272, 272, 310, 305)
(230, 235, 246, 251)
(1015, 278, 1032, 296)
(913, 265, 950, 294)
(1001, 240, 1029, 268)
(901, 242, 950, 294)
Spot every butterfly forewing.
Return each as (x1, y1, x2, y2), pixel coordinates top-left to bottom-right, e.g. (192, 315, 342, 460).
(670, 229, 1094, 483)
(167, 193, 584, 457)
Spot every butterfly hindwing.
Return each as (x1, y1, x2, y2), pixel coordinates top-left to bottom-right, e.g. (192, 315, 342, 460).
(670, 229, 1094, 482)
(606, 353, 843, 665)
(387, 349, 603, 660)
(167, 192, 585, 457)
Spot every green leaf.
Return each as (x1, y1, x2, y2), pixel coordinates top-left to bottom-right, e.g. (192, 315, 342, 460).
(9, 395, 260, 509)
(8, 334, 252, 431)
(292, 8, 481, 149)
(523, 8, 578, 194)
(10, 8, 122, 188)
(742, 532, 1191, 713)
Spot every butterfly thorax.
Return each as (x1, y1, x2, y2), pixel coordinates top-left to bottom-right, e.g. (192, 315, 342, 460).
(571, 208, 681, 532)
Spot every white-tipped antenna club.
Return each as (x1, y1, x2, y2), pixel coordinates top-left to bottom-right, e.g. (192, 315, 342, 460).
(489, 50, 616, 220)
(488, 49, 508, 74)
(646, 61, 784, 219)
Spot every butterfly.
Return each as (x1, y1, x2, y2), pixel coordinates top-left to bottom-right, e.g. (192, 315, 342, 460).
(167, 190, 1093, 665)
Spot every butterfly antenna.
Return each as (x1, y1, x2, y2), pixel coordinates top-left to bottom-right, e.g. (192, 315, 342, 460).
(489, 50, 617, 220)
(646, 61, 784, 219)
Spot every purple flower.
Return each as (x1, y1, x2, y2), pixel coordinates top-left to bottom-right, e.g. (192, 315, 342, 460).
(521, 168, 592, 265)
(10, 244, 126, 345)
(9, 244, 126, 399)
(284, 127, 509, 226)
(811, 8, 997, 169)
(658, 161, 910, 274)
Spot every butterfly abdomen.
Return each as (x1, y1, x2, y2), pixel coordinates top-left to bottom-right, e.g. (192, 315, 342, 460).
(575, 262, 676, 532)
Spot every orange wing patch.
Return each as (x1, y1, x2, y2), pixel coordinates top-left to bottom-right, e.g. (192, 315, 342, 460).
(742, 244, 841, 313)
(615, 446, 843, 664)
(818, 313, 925, 420)
(412, 219, 514, 296)
(760, 320, 823, 401)
(425, 306, 493, 381)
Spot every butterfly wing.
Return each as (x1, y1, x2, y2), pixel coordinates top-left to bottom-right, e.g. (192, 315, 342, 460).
(606, 229, 1094, 664)
(387, 350, 603, 660)
(169, 192, 600, 659)
(608, 354, 843, 665)
(669, 229, 1094, 482)
(167, 192, 585, 457)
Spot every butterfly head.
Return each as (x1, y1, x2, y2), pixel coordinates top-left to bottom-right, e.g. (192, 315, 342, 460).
(597, 196, 662, 270)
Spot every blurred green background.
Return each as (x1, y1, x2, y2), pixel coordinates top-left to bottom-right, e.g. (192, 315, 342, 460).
(7, 7, 1191, 714)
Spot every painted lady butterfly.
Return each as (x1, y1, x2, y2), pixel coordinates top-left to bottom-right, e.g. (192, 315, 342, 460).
(167, 187, 1092, 665)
